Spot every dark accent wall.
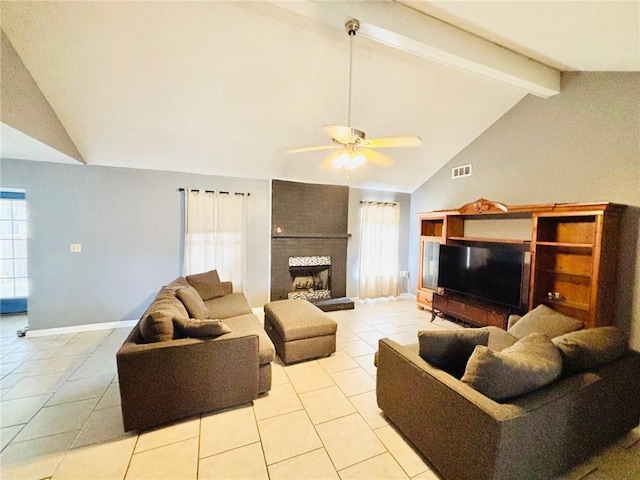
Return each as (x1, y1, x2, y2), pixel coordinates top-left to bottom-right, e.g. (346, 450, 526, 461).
(271, 180, 349, 301)
(271, 180, 348, 235)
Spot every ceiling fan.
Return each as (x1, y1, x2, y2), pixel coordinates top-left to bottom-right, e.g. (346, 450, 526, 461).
(282, 18, 422, 176)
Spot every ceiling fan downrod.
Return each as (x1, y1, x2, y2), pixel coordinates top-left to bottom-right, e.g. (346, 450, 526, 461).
(345, 19, 359, 127)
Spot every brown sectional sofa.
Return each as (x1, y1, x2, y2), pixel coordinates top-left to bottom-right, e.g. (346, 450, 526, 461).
(116, 271, 274, 432)
(376, 306, 640, 480)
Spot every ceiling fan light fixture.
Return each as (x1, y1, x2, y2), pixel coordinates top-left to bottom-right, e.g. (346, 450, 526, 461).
(281, 18, 421, 171)
(332, 151, 366, 170)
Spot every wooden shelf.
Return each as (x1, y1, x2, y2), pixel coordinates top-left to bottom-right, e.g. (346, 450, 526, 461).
(543, 299, 590, 312)
(537, 269, 591, 280)
(416, 198, 625, 329)
(535, 241, 593, 249)
(448, 236, 530, 245)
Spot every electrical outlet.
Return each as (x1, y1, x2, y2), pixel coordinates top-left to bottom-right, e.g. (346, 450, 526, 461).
(70, 243, 82, 253)
(400, 270, 409, 278)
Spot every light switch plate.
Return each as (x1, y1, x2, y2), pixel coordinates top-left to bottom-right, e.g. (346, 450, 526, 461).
(70, 243, 82, 253)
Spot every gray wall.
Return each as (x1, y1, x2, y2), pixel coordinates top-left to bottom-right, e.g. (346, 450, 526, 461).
(0, 159, 271, 331)
(348, 188, 412, 299)
(0, 158, 410, 331)
(410, 72, 640, 349)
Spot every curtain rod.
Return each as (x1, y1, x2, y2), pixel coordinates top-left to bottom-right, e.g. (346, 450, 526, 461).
(178, 188, 250, 196)
(360, 201, 399, 206)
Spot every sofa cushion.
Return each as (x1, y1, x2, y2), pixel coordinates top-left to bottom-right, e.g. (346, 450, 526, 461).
(139, 287, 190, 343)
(186, 270, 227, 301)
(418, 329, 489, 379)
(508, 305, 583, 340)
(224, 313, 276, 364)
(485, 326, 518, 352)
(462, 333, 562, 401)
(552, 326, 628, 376)
(177, 285, 211, 319)
(204, 292, 253, 319)
(173, 318, 231, 338)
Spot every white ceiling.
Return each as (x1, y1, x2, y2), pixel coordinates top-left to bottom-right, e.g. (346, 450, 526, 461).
(1, 1, 638, 193)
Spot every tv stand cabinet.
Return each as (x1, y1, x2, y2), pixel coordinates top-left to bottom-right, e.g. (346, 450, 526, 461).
(432, 292, 515, 329)
(417, 198, 625, 329)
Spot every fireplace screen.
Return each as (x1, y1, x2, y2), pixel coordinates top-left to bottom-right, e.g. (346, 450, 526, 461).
(288, 256, 331, 300)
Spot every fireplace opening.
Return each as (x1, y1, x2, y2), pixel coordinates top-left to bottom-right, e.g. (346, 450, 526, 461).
(288, 256, 331, 300)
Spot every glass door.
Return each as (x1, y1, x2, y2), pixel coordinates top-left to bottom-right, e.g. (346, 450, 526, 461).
(421, 239, 440, 290)
(0, 190, 28, 314)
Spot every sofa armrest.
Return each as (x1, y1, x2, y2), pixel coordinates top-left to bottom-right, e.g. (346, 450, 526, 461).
(117, 331, 260, 431)
(377, 338, 508, 479)
(376, 338, 640, 480)
(507, 314, 522, 330)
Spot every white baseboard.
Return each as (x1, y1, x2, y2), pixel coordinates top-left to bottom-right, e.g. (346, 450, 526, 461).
(26, 319, 138, 338)
(24, 295, 417, 338)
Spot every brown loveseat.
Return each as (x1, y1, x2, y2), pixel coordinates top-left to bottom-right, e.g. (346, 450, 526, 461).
(376, 306, 640, 480)
(116, 271, 275, 432)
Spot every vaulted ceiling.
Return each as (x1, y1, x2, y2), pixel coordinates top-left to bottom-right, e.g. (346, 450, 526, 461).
(1, 1, 638, 192)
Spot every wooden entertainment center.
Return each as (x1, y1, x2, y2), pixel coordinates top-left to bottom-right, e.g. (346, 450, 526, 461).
(417, 198, 625, 330)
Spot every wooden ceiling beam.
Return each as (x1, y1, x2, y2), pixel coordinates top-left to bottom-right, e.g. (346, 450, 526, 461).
(269, 0, 560, 98)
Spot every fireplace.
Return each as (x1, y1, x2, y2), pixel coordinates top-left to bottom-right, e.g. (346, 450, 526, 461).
(270, 180, 353, 310)
(288, 256, 331, 300)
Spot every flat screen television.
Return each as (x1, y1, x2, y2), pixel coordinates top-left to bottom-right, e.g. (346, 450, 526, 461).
(437, 244, 530, 311)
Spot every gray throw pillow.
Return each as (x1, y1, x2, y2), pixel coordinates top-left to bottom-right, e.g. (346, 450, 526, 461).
(138, 287, 187, 343)
(177, 285, 211, 319)
(186, 270, 226, 301)
(140, 311, 175, 343)
(552, 326, 628, 376)
(508, 304, 583, 340)
(418, 329, 490, 379)
(462, 333, 562, 401)
(173, 318, 231, 338)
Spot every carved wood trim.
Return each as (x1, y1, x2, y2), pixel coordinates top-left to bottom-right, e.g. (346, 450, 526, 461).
(458, 198, 508, 215)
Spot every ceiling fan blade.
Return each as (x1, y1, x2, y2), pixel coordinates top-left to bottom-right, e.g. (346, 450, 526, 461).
(323, 125, 357, 143)
(361, 148, 394, 167)
(281, 145, 340, 154)
(362, 136, 422, 149)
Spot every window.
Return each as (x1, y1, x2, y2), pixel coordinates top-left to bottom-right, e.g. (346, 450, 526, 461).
(1, 190, 28, 313)
(183, 189, 248, 292)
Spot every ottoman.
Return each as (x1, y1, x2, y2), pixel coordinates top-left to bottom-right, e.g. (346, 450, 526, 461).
(264, 299, 338, 364)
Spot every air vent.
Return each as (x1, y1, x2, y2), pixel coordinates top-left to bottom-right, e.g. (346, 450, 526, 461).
(452, 164, 472, 179)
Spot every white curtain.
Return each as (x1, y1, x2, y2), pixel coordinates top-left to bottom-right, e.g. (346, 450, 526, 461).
(184, 190, 216, 275)
(184, 190, 247, 292)
(359, 202, 400, 299)
(215, 193, 247, 292)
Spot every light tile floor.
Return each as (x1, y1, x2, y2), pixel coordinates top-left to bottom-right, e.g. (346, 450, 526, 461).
(1, 299, 639, 480)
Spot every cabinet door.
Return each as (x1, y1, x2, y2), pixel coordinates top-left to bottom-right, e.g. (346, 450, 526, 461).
(421, 239, 440, 290)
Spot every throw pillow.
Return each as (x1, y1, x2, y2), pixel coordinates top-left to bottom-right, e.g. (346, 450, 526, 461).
(418, 329, 490, 379)
(173, 318, 232, 338)
(140, 310, 175, 343)
(508, 304, 583, 340)
(177, 285, 211, 319)
(186, 270, 226, 301)
(552, 326, 628, 376)
(138, 287, 188, 343)
(461, 333, 562, 401)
